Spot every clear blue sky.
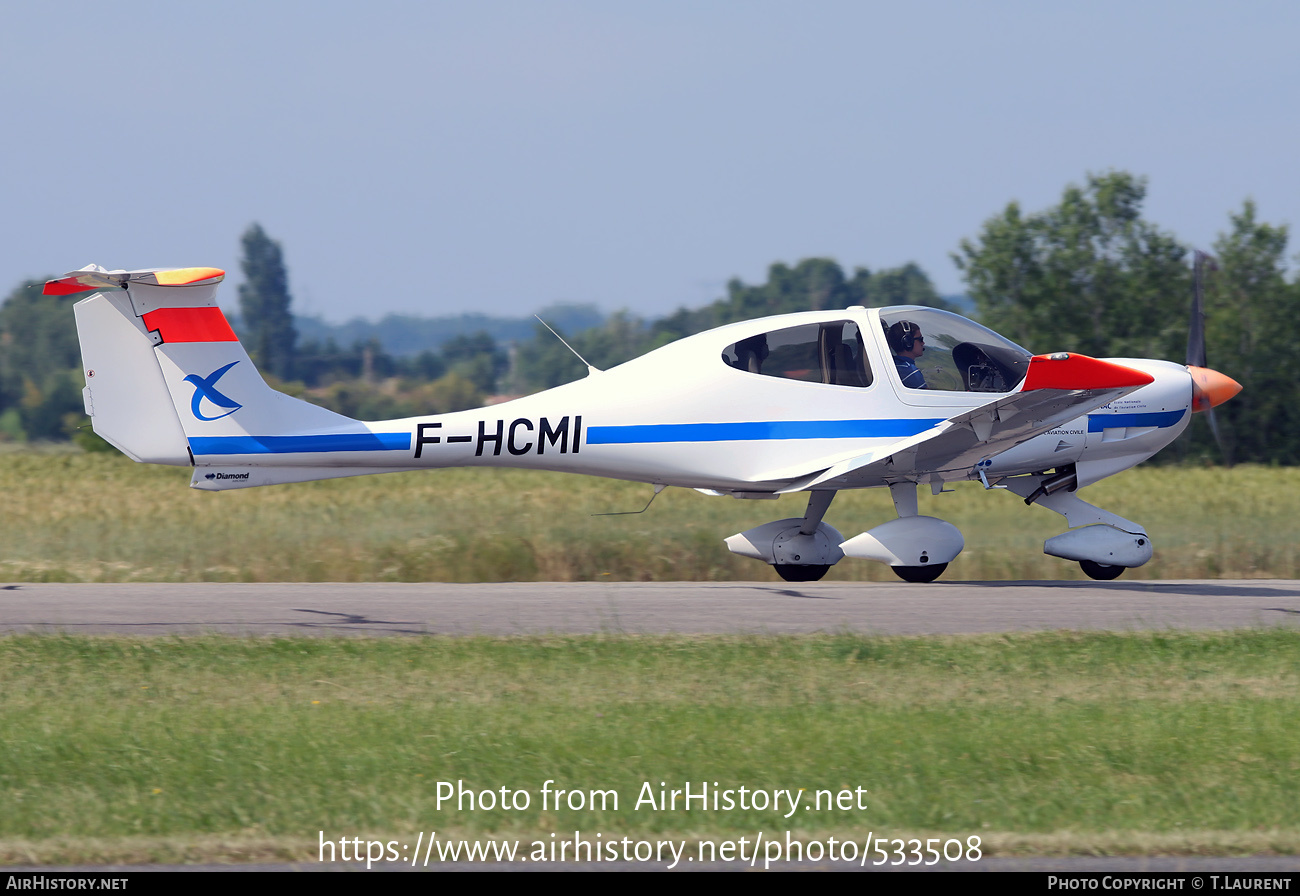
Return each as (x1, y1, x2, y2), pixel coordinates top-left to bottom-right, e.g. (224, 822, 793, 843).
(4, 1, 1297, 321)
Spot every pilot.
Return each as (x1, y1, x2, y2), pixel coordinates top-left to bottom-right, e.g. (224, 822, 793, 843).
(887, 320, 927, 389)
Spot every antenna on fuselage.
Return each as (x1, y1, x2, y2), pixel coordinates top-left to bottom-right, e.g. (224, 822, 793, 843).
(593, 484, 666, 516)
(535, 315, 600, 373)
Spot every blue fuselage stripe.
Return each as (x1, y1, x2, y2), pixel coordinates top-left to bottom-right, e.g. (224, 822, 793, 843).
(189, 433, 412, 455)
(585, 419, 943, 445)
(1085, 410, 1186, 432)
(190, 418, 949, 455)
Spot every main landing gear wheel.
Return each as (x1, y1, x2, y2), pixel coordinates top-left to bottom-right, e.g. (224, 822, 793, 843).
(1079, 559, 1125, 581)
(773, 564, 831, 582)
(891, 563, 948, 584)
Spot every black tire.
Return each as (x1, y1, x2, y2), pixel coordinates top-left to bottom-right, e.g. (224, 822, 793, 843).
(1080, 559, 1125, 580)
(891, 563, 948, 583)
(773, 564, 831, 582)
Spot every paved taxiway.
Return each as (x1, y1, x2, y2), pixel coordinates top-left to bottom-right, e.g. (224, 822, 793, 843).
(3, 579, 1299, 636)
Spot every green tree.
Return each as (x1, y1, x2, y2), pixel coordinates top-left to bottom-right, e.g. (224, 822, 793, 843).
(649, 258, 947, 348)
(1196, 201, 1300, 464)
(953, 171, 1189, 358)
(19, 369, 84, 441)
(441, 332, 508, 394)
(238, 224, 297, 381)
(572, 311, 649, 371)
(422, 371, 483, 413)
(511, 321, 591, 392)
(0, 279, 84, 410)
(509, 258, 951, 393)
(398, 349, 447, 383)
(0, 278, 89, 441)
(853, 262, 953, 310)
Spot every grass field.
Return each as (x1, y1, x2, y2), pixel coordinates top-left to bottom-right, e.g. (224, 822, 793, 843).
(1, 631, 1297, 865)
(3, 449, 1299, 582)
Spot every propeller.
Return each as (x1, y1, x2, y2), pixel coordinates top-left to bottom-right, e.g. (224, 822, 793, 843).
(1185, 250, 1241, 464)
(1186, 251, 1210, 369)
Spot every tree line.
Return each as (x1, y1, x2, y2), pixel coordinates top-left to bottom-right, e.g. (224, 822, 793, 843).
(2, 171, 1296, 463)
(954, 171, 1299, 464)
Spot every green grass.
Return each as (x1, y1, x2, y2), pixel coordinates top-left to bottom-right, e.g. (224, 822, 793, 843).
(2, 451, 1300, 582)
(1, 631, 1298, 863)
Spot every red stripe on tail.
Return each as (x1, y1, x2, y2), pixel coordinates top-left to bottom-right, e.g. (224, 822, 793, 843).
(142, 307, 238, 343)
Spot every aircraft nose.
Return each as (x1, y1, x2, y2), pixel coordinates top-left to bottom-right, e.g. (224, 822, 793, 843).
(1188, 366, 1242, 412)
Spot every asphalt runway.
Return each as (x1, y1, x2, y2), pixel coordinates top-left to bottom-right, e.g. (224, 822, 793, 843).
(3, 579, 1300, 636)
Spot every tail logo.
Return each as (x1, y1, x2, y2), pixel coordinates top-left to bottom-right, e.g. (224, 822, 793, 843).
(184, 362, 243, 421)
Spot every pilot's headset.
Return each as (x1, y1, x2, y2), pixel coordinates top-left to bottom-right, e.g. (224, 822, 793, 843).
(889, 320, 919, 353)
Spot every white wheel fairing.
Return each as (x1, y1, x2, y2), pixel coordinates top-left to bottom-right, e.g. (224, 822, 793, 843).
(840, 517, 964, 567)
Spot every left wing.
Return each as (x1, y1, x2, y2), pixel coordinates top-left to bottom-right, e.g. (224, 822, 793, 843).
(760, 353, 1154, 492)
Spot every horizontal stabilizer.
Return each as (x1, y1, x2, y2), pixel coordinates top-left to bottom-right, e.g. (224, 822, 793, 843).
(44, 265, 225, 296)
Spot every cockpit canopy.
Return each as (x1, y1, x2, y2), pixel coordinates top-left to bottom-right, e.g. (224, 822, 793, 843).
(721, 308, 1032, 394)
(878, 308, 1031, 392)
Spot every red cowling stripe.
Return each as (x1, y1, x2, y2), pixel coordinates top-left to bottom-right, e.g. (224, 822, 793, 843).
(1022, 354, 1154, 391)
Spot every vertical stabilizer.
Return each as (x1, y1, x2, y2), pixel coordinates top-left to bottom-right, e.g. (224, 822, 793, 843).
(73, 290, 191, 465)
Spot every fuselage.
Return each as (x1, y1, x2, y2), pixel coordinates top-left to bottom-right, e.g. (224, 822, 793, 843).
(185, 306, 1197, 492)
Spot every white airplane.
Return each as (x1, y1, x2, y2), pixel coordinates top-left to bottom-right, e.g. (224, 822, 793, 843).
(49, 263, 1240, 583)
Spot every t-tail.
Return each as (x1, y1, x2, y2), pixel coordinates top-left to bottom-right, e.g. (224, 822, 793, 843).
(53, 265, 415, 490)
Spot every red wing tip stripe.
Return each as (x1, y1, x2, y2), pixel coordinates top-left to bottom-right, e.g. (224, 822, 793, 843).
(142, 307, 238, 343)
(1022, 354, 1153, 391)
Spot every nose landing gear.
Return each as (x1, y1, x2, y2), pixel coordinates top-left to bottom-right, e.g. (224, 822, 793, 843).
(1005, 473, 1152, 581)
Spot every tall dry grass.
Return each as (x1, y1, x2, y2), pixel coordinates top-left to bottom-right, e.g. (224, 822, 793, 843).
(1, 449, 1296, 582)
